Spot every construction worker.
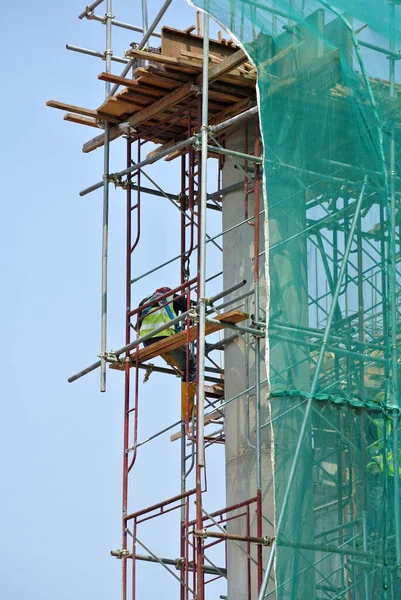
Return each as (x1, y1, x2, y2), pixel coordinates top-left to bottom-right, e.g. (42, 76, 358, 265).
(137, 287, 196, 419)
(366, 394, 401, 594)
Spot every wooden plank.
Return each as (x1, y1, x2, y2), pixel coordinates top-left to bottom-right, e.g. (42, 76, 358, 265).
(128, 81, 198, 129)
(146, 64, 192, 83)
(47, 100, 120, 124)
(127, 48, 202, 73)
(135, 70, 181, 89)
(47, 99, 98, 118)
(181, 49, 250, 75)
(97, 96, 144, 117)
(110, 310, 248, 371)
(198, 39, 242, 72)
(82, 122, 136, 154)
(64, 113, 100, 128)
(98, 74, 166, 98)
(127, 47, 248, 84)
(118, 89, 154, 106)
(127, 51, 249, 131)
(208, 98, 252, 127)
(170, 408, 224, 442)
(161, 25, 239, 60)
(208, 89, 246, 103)
(98, 72, 139, 90)
(180, 49, 221, 64)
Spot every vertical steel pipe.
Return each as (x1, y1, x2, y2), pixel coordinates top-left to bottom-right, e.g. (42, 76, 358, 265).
(104, 0, 112, 94)
(100, 0, 112, 391)
(389, 0, 401, 578)
(141, 0, 149, 41)
(100, 121, 110, 392)
(195, 16, 209, 600)
(109, 0, 173, 96)
(197, 11, 209, 469)
(122, 137, 132, 600)
(254, 122, 264, 592)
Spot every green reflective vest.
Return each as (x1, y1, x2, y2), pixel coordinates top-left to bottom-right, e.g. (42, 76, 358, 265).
(139, 296, 178, 339)
(367, 418, 401, 477)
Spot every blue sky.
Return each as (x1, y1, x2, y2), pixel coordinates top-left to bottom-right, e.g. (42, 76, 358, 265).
(1, 1, 226, 598)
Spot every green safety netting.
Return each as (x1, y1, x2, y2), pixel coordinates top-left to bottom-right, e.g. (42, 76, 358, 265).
(188, 0, 401, 598)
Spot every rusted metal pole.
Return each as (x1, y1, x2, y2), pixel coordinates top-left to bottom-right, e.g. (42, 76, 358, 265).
(194, 529, 272, 546)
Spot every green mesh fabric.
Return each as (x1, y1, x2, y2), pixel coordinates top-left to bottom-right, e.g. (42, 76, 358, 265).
(189, 0, 401, 598)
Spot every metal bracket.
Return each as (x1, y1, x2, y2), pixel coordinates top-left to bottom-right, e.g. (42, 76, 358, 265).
(109, 173, 122, 187)
(143, 363, 154, 383)
(110, 549, 130, 559)
(263, 536, 274, 547)
(98, 351, 119, 363)
(102, 12, 115, 24)
(175, 557, 184, 569)
(194, 528, 208, 539)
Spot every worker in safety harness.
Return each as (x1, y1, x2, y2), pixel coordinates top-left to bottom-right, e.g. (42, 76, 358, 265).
(137, 287, 196, 419)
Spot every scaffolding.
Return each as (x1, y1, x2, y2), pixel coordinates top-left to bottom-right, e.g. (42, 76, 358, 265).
(48, 1, 401, 599)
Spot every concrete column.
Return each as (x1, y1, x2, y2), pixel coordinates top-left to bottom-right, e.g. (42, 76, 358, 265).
(222, 123, 314, 600)
(222, 123, 273, 600)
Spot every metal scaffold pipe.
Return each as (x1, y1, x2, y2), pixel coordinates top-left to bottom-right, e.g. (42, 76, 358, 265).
(83, 13, 161, 37)
(80, 136, 197, 197)
(388, 0, 401, 577)
(197, 11, 209, 470)
(141, 0, 149, 43)
(109, 0, 173, 97)
(66, 44, 128, 63)
(78, 0, 104, 19)
(100, 0, 112, 392)
(211, 106, 258, 134)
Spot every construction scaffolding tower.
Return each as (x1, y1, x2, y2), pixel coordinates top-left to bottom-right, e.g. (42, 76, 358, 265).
(48, 1, 401, 599)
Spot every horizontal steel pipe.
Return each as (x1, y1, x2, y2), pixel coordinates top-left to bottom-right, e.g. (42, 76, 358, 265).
(210, 106, 258, 134)
(87, 13, 161, 37)
(194, 529, 272, 546)
(66, 44, 128, 63)
(80, 135, 197, 196)
(205, 316, 264, 337)
(78, 0, 104, 19)
(207, 144, 263, 164)
(125, 488, 196, 521)
(128, 553, 226, 575)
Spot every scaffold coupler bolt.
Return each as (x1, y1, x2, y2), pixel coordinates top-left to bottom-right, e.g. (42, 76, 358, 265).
(110, 549, 130, 559)
(143, 363, 154, 383)
(99, 351, 119, 363)
(263, 536, 274, 547)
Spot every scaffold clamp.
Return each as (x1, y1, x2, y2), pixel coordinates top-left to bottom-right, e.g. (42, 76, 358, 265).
(98, 351, 120, 364)
(110, 549, 130, 559)
(109, 172, 122, 187)
(102, 12, 115, 24)
(143, 363, 154, 383)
